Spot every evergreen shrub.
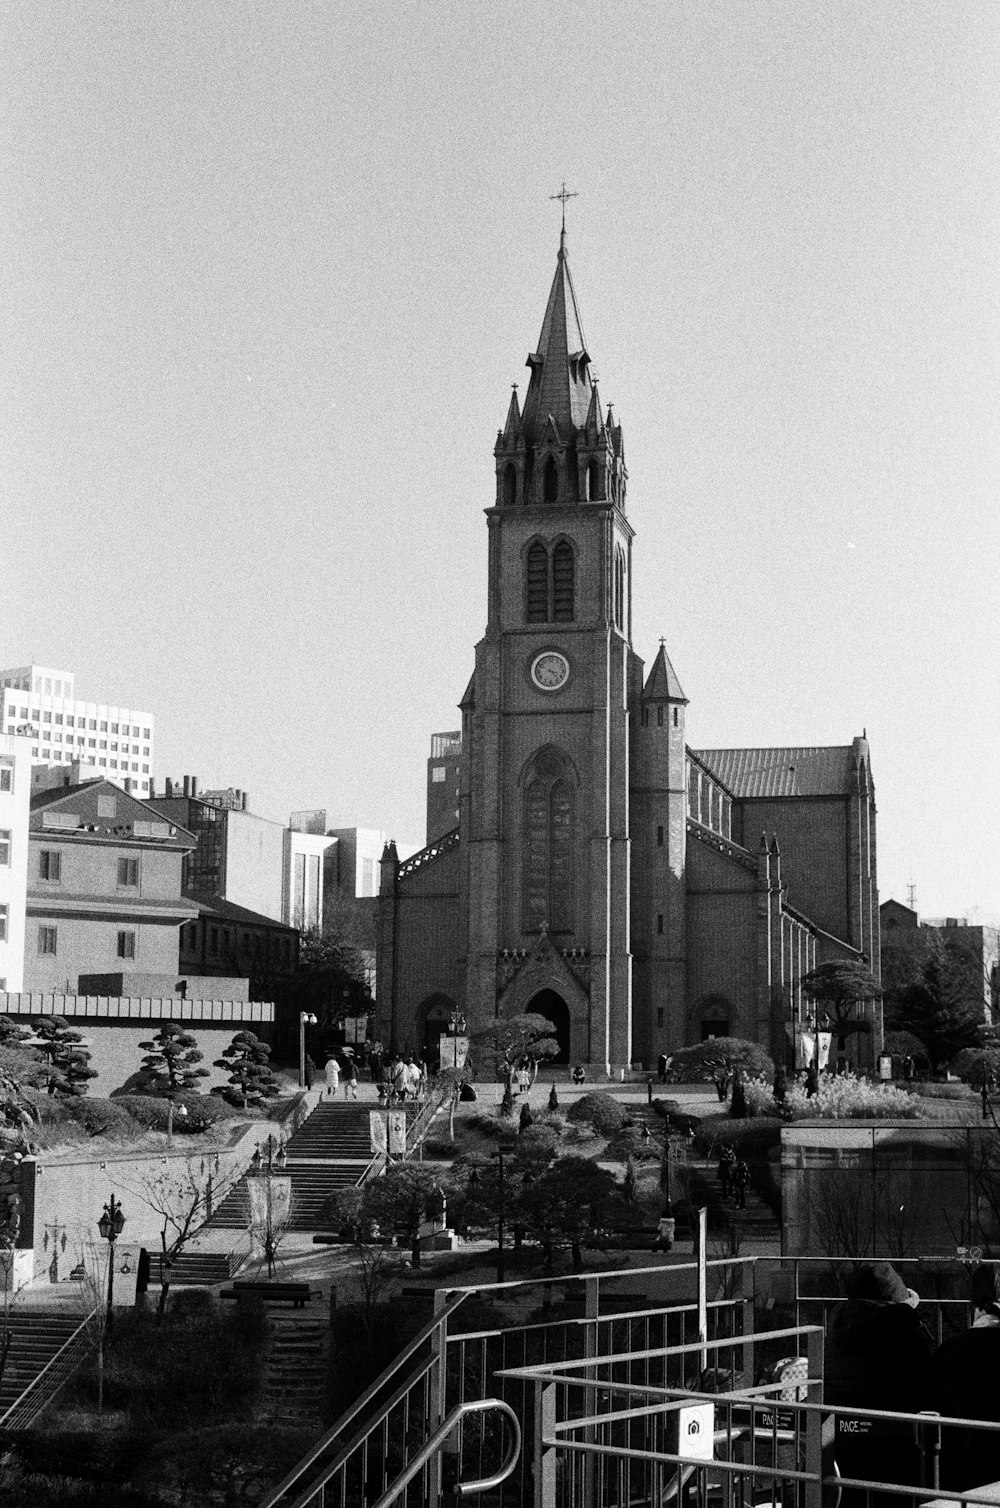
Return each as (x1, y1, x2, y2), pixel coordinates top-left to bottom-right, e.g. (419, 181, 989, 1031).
(567, 1092, 627, 1135)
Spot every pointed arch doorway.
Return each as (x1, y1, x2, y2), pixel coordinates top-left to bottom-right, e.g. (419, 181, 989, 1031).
(527, 989, 571, 1065)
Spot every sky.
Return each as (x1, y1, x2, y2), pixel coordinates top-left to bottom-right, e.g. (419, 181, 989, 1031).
(2, 1, 998, 922)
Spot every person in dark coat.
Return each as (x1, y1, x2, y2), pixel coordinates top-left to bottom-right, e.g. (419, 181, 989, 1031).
(932, 1264, 1000, 1493)
(732, 1159, 751, 1209)
(824, 1262, 934, 1506)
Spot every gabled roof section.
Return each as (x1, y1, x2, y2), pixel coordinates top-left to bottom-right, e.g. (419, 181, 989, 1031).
(184, 892, 298, 932)
(520, 231, 595, 446)
(29, 779, 196, 847)
(643, 645, 687, 703)
(694, 746, 858, 799)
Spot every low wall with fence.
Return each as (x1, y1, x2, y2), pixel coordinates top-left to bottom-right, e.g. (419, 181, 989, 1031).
(0, 990, 275, 1097)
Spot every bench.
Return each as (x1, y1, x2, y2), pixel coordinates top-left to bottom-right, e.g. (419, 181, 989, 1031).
(220, 1281, 315, 1309)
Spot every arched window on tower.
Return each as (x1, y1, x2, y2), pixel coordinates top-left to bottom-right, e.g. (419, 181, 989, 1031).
(522, 745, 577, 934)
(552, 541, 575, 622)
(504, 464, 517, 507)
(587, 459, 601, 501)
(526, 543, 548, 623)
(614, 548, 626, 632)
(543, 455, 559, 504)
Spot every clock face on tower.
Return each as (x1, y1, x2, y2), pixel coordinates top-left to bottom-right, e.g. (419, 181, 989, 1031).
(530, 650, 570, 691)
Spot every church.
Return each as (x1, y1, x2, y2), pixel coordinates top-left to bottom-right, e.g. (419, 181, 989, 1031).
(376, 231, 879, 1076)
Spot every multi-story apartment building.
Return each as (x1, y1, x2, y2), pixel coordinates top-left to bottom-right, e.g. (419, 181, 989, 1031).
(149, 780, 334, 933)
(0, 734, 31, 992)
(0, 664, 155, 798)
(24, 779, 198, 993)
(426, 732, 463, 844)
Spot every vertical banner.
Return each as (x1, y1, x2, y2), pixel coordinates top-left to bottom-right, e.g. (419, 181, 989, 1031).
(445, 1035, 469, 1070)
(369, 1112, 387, 1156)
(387, 1111, 407, 1155)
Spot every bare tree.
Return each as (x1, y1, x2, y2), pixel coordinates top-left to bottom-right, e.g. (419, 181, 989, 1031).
(113, 1156, 240, 1322)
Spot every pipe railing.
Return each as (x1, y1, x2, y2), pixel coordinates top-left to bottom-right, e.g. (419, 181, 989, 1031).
(369, 1397, 521, 1508)
(0, 1309, 96, 1431)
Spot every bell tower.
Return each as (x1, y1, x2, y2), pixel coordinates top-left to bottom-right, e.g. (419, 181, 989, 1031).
(458, 231, 641, 1073)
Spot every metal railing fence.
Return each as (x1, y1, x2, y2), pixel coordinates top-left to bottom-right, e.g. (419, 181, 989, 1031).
(0, 1308, 96, 1431)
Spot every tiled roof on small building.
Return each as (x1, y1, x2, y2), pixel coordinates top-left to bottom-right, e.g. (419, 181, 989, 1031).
(694, 746, 857, 799)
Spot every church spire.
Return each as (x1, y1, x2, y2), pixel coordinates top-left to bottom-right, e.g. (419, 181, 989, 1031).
(520, 233, 595, 446)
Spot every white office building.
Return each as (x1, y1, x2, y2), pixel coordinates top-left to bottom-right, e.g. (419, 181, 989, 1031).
(0, 733, 31, 992)
(0, 664, 155, 798)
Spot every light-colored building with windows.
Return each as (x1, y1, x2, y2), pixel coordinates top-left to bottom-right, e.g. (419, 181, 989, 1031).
(0, 664, 155, 798)
(0, 734, 31, 992)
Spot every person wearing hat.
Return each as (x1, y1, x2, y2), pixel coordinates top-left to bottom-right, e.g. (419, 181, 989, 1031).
(932, 1264, 1000, 1492)
(824, 1262, 934, 1506)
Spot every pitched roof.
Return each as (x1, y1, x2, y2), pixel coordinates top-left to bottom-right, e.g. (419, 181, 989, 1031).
(184, 892, 297, 932)
(520, 231, 595, 445)
(643, 644, 687, 702)
(694, 746, 858, 798)
(29, 778, 195, 844)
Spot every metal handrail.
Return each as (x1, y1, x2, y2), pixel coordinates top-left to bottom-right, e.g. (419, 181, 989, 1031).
(258, 1290, 469, 1508)
(406, 1083, 449, 1154)
(0, 1308, 96, 1430)
(369, 1397, 521, 1508)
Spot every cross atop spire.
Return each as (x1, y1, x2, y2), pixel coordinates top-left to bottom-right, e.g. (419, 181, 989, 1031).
(550, 181, 578, 238)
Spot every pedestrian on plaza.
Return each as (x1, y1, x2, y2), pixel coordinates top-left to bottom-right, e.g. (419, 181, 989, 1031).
(369, 1044, 384, 1083)
(324, 1055, 341, 1099)
(516, 1061, 531, 1096)
(393, 1057, 409, 1101)
(714, 1068, 729, 1103)
(657, 1052, 668, 1085)
(344, 1061, 359, 1099)
(932, 1264, 1000, 1493)
(804, 1063, 819, 1098)
(304, 1055, 316, 1090)
(572, 1065, 585, 1087)
(732, 1159, 751, 1209)
(717, 1145, 735, 1199)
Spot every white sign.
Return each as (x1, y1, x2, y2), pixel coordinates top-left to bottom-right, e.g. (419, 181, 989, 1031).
(444, 1035, 469, 1070)
(677, 1402, 715, 1462)
(387, 1111, 407, 1155)
(369, 1111, 387, 1156)
(344, 1016, 368, 1045)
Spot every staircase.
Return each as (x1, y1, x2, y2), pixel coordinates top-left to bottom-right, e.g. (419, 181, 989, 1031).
(0, 1311, 88, 1419)
(167, 1250, 242, 1285)
(205, 1104, 381, 1235)
(260, 1314, 329, 1430)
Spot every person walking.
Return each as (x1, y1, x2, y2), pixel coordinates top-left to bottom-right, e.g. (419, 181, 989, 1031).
(932, 1264, 1000, 1493)
(324, 1055, 341, 1099)
(393, 1057, 409, 1102)
(344, 1061, 359, 1099)
(732, 1159, 751, 1209)
(804, 1063, 819, 1098)
(657, 1052, 668, 1085)
(717, 1145, 735, 1199)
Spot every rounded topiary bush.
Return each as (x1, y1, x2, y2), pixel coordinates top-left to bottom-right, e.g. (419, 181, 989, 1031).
(567, 1092, 627, 1136)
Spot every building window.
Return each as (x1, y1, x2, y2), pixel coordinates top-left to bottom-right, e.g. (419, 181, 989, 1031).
(657, 706, 663, 727)
(118, 857, 139, 887)
(110, 743, 118, 752)
(657, 825, 664, 847)
(673, 707, 679, 728)
(0, 831, 11, 865)
(0, 904, 6, 941)
(38, 926, 57, 955)
(42, 711, 51, 723)
(142, 764, 149, 774)
(657, 913, 664, 934)
(99, 741, 107, 750)
(0, 767, 11, 793)
(132, 726, 139, 736)
(526, 542, 548, 623)
(98, 795, 116, 817)
(143, 728, 150, 739)
(142, 746, 149, 756)
(31, 711, 39, 722)
(54, 713, 62, 725)
(110, 723, 117, 734)
(117, 930, 136, 959)
(88, 739, 96, 748)
(39, 850, 62, 882)
(66, 716, 74, 727)
(431, 766, 446, 783)
(657, 1007, 664, 1029)
(521, 745, 576, 934)
(552, 541, 574, 621)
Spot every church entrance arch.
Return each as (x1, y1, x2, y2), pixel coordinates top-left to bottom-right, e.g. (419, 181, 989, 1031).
(419, 994, 459, 1072)
(527, 989, 571, 1065)
(694, 993, 736, 1042)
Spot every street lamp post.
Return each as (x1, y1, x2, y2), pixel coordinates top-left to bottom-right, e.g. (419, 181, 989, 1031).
(97, 1194, 126, 1330)
(299, 1012, 318, 1088)
(491, 1137, 514, 1284)
(250, 1135, 287, 1276)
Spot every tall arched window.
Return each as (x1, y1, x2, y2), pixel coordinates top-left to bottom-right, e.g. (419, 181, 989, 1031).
(524, 539, 576, 625)
(587, 460, 601, 501)
(614, 548, 626, 631)
(526, 543, 548, 623)
(543, 456, 559, 503)
(522, 746, 577, 934)
(552, 541, 574, 621)
(503, 464, 517, 507)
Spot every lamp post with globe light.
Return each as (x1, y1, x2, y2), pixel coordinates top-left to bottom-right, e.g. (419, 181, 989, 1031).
(97, 1195, 125, 1330)
(299, 1012, 318, 1088)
